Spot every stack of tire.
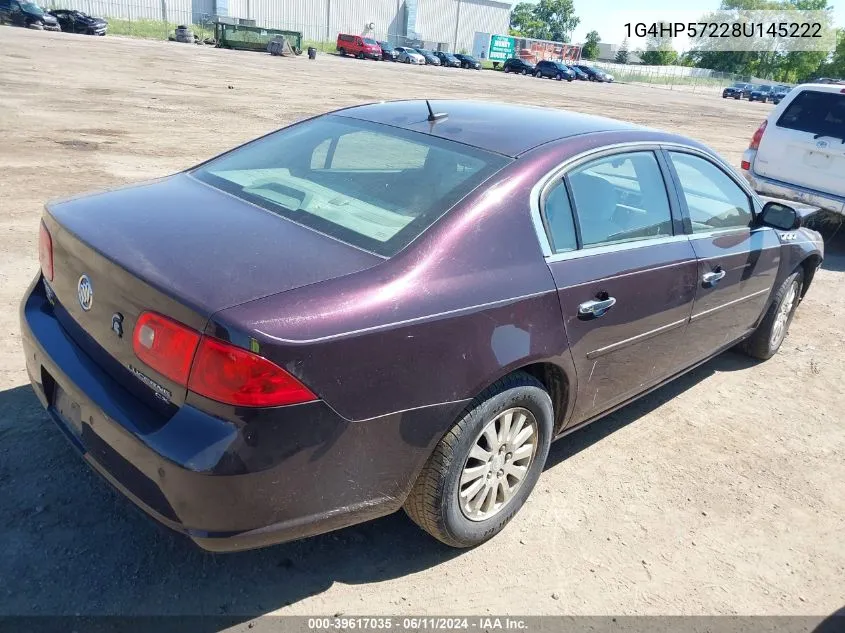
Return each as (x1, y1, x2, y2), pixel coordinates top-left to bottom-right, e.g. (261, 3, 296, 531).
(174, 25, 193, 44)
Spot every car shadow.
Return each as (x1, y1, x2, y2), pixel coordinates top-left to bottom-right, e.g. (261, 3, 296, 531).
(0, 384, 462, 621)
(0, 350, 759, 621)
(545, 350, 757, 469)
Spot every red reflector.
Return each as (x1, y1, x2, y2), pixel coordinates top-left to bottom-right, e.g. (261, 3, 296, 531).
(749, 119, 768, 150)
(188, 337, 316, 407)
(39, 221, 53, 282)
(741, 160, 751, 170)
(132, 312, 201, 385)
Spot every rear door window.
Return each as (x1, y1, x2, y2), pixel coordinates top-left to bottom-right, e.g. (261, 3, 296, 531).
(566, 151, 673, 247)
(777, 90, 845, 139)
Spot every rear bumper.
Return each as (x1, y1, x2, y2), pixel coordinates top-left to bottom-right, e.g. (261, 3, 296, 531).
(20, 276, 462, 551)
(741, 154, 845, 215)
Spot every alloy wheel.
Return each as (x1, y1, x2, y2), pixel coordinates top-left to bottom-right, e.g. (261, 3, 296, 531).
(458, 407, 538, 522)
(770, 281, 798, 348)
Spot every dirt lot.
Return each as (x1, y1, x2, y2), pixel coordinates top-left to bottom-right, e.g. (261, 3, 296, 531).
(1, 27, 844, 619)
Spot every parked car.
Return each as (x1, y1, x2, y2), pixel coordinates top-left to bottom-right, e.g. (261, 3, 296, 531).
(722, 82, 751, 99)
(567, 65, 589, 80)
(769, 85, 791, 105)
(22, 99, 823, 552)
(742, 83, 845, 215)
(534, 60, 575, 81)
(749, 85, 773, 102)
(575, 64, 613, 82)
(413, 48, 441, 66)
(502, 57, 535, 75)
(454, 53, 481, 69)
(395, 46, 425, 65)
(433, 51, 461, 68)
(376, 40, 398, 61)
(48, 9, 106, 35)
(0, 0, 60, 30)
(336, 33, 381, 60)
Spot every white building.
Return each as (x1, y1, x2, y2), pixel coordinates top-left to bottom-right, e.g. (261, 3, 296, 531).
(47, 0, 512, 54)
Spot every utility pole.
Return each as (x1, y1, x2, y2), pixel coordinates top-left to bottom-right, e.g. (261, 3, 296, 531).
(453, 0, 461, 52)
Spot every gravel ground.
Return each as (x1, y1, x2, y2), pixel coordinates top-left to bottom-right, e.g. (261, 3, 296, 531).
(0, 27, 843, 620)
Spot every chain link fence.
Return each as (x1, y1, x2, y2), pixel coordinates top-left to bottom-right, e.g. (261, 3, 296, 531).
(590, 60, 771, 96)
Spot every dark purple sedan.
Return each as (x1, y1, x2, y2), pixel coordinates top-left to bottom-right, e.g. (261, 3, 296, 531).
(21, 100, 824, 551)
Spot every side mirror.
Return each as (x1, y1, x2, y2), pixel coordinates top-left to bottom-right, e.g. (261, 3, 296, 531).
(759, 201, 800, 231)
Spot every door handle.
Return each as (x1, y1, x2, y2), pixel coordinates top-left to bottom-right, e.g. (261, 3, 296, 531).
(702, 269, 726, 286)
(578, 297, 617, 319)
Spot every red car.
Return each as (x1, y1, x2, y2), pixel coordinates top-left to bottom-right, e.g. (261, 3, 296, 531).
(336, 33, 381, 60)
(22, 101, 823, 552)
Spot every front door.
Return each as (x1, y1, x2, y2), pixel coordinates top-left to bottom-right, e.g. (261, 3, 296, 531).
(541, 149, 699, 423)
(664, 150, 780, 362)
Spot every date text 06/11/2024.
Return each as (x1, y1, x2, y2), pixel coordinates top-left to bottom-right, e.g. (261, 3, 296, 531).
(307, 617, 529, 631)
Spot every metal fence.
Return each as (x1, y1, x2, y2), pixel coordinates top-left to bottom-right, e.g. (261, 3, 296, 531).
(590, 60, 771, 96)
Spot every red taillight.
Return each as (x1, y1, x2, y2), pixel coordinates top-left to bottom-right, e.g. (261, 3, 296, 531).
(132, 312, 316, 407)
(133, 312, 201, 385)
(741, 160, 751, 170)
(39, 221, 53, 281)
(749, 119, 768, 150)
(188, 336, 316, 407)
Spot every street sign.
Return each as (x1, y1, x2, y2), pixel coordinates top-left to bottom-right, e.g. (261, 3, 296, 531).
(488, 34, 515, 62)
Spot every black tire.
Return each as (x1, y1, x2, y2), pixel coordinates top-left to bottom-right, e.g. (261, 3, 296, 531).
(338, 48, 346, 56)
(503, 66, 509, 73)
(555, 73, 562, 80)
(741, 269, 804, 360)
(534, 70, 542, 78)
(356, 51, 364, 59)
(521, 69, 527, 75)
(404, 371, 553, 548)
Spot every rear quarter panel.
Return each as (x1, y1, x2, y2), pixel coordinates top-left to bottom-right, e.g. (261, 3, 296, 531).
(210, 153, 578, 424)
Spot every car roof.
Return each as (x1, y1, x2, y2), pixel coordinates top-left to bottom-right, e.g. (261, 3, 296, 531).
(334, 100, 641, 157)
(793, 82, 845, 92)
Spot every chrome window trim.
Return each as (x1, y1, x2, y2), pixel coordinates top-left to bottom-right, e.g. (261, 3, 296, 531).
(530, 140, 749, 259)
(687, 226, 773, 241)
(545, 234, 690, 263)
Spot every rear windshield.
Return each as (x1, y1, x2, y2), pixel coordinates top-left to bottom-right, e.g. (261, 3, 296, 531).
(777, 90, 845, 138)
(192, 117, 510, 257)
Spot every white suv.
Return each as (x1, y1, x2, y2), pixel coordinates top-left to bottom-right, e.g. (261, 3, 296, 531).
(741, 83, 845, 215)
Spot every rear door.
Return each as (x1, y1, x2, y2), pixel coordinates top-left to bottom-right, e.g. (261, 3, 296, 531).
(665, 149, 780, 362)
(541, 148, 698, 424)
(754, 88, 845, 198)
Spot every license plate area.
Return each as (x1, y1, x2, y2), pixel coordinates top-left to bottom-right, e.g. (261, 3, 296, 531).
(50, 381, 83, 437)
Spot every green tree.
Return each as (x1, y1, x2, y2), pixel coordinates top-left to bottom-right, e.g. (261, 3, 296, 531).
(509, 2, 543, 38)
(582, 30, 601, 60)
(638, 21, 678, 65)
(615, 38, 629, 64)
(817, 29, 845, 77)
(533, 0, 580, 42)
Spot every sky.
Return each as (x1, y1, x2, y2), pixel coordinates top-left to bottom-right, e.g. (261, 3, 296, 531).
(561, 0, 845, 46)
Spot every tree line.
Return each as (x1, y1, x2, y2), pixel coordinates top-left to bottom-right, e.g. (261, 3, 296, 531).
(509, 0, 844, 82)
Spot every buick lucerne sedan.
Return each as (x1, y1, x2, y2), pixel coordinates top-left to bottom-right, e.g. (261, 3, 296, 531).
(21, 100, 823, 551)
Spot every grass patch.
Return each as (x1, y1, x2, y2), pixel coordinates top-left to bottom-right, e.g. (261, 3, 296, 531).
(107, 18, 215, 42)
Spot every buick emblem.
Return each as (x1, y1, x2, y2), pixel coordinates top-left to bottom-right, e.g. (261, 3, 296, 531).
(77, 275, 93, 311)
(816, 139, 829, 149)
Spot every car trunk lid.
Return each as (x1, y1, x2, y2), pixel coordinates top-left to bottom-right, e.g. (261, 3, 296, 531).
(43, 173, 382, 411)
